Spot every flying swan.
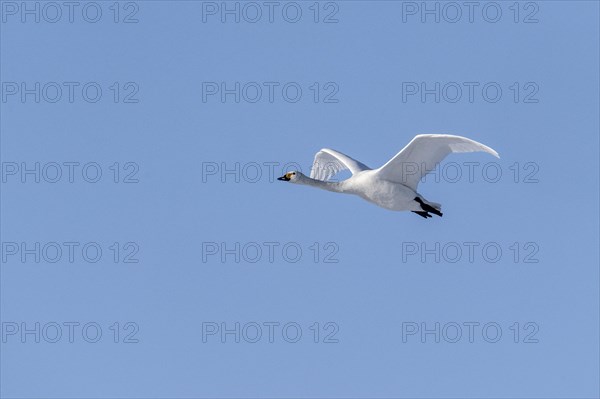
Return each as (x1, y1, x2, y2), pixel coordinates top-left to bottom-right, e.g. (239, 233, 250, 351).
(277, 134, 499, 218)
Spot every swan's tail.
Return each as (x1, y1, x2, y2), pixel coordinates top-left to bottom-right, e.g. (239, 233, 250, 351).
(413, 197, 443, 218)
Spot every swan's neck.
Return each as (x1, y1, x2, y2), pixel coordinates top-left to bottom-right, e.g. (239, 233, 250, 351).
(299, 177, 347, 193)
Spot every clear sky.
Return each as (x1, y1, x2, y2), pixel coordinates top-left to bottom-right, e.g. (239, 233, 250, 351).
(1, 1, 599, 398)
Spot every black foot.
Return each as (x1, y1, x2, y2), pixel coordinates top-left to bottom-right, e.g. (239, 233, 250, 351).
(414, 197, 443, 217)
(412, 211, 432, 219)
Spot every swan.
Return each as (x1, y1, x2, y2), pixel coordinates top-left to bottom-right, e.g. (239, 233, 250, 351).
(277, 134, 499, 218)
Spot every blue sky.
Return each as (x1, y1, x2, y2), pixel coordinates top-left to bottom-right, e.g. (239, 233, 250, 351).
(1, 1, 599, 398)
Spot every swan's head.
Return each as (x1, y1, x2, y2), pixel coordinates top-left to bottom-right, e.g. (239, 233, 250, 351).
(277, 171, 303, 183)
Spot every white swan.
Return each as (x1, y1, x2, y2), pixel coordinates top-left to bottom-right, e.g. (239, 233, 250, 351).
(277, 134, 499, 218)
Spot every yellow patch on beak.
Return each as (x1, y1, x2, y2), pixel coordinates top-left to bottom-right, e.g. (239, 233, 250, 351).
(277, 173, 292, 181)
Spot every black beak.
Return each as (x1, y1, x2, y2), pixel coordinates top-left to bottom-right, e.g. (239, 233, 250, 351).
(277, 175, 290, 181)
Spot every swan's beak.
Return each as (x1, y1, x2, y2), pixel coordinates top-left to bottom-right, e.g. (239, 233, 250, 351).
(277, 174, 291, 181)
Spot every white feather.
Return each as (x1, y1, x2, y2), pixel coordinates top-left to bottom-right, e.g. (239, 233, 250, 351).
(375, 134, 499, 191)
(310, 148, 370, 181)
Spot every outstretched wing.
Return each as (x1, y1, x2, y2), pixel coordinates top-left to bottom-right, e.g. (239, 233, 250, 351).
(375, 134, 499, 190)
(310, 148, 371, 182)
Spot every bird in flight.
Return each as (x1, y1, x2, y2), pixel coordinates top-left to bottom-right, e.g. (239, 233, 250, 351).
(277, 134, 499, 218)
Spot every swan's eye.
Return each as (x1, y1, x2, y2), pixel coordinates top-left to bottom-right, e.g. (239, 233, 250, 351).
(292, 172, 296, 176)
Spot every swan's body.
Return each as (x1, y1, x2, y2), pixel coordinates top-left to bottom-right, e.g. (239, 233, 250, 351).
(278, 134, 499, 218)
